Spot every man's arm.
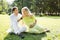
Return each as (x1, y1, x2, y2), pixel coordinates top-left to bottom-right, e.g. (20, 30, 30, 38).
(17, 17, 23, 22)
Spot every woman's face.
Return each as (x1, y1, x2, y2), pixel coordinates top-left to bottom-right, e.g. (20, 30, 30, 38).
(22, 9, 28, 16)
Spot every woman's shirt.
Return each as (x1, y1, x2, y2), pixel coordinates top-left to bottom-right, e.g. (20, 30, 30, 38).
(22, 15, 35, 27)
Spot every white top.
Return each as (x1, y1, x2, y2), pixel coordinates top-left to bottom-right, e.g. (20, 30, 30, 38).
(10, 13, 22, 34)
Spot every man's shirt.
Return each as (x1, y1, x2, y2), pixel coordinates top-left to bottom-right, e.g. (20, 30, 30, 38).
(10, 13, 22, 34)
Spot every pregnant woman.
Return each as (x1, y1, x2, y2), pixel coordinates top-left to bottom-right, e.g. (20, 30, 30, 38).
(21, 7, 50, 33)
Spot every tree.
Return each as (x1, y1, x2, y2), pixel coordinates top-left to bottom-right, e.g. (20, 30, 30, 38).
(0, 0, 8, 14)
(12, 0, 60, 16)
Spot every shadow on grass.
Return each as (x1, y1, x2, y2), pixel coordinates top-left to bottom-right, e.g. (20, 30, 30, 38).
(4, 32, 47, 40)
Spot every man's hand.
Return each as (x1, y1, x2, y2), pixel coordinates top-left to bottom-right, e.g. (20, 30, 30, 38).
(17, 17, 22, 22)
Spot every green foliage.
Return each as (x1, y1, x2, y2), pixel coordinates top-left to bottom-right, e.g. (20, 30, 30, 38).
(12, 0, 60, 16)
(0, 0, 8, 14)
(0, 6, 2, 11)
(1, 12, 6, 15)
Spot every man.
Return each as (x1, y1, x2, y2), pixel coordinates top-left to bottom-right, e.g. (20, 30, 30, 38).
(7, 7, 26, 38)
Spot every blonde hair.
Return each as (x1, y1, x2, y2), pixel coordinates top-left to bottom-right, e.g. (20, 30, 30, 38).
(21, 7, 32, 15)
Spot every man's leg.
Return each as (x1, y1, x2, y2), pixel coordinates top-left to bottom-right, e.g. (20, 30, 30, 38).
(16, 26, 27, 39)
(6, 28, 15, 35)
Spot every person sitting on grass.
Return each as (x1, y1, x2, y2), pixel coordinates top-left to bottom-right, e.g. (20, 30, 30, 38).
(20, 7, 50, 34)
(7, 7, 27, 38)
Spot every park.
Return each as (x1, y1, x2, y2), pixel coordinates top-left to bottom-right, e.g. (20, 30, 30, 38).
(0, 0, 60, 40)
(0, 14, 60, 40)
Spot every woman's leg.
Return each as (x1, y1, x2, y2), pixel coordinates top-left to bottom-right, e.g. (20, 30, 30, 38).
(29, 28, 40, 33)
(32, 24, 46, 33)
(33, 24, 50, 33)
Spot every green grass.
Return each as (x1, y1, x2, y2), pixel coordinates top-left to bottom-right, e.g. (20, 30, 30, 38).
(0, 14, 60, 40)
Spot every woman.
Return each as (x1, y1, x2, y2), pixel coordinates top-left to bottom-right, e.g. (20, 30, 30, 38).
(21, 7, 49, 33)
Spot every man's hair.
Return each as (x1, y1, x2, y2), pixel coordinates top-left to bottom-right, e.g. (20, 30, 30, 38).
(12, 7, 18, 11)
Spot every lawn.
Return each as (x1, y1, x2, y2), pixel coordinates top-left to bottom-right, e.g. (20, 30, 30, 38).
(0, 14, 60, 40)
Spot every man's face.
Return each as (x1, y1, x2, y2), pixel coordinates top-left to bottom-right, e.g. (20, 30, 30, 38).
(14, 8, 18, 14)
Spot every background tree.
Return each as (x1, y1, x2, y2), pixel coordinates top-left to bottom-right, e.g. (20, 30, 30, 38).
(11, 0, 60, 16)
(0, 0, 8, 14)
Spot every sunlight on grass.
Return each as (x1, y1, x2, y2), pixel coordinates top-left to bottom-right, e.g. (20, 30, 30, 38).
(0, 14, 60, 40)
(37, 17, 60, 40)
(0, 14, 10, 40)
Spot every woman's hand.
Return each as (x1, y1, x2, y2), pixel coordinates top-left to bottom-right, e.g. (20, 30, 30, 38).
(29, 24, 34, 28)
(29, 20, 37, 28)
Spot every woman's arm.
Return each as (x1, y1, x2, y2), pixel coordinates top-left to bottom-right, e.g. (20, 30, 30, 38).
(29, 15, 37, 28)
(30, 19, 37, 28)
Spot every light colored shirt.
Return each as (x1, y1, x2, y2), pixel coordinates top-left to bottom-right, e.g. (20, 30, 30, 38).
(22, 15, 35, 32)
(22, 15, 35, 27)
(10, 13, 22, 34)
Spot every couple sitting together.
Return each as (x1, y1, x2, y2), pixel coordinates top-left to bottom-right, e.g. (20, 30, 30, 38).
(7, 7, 50, 38)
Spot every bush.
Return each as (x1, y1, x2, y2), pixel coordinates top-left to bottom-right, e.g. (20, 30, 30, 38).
(1, 12, 6, 15)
